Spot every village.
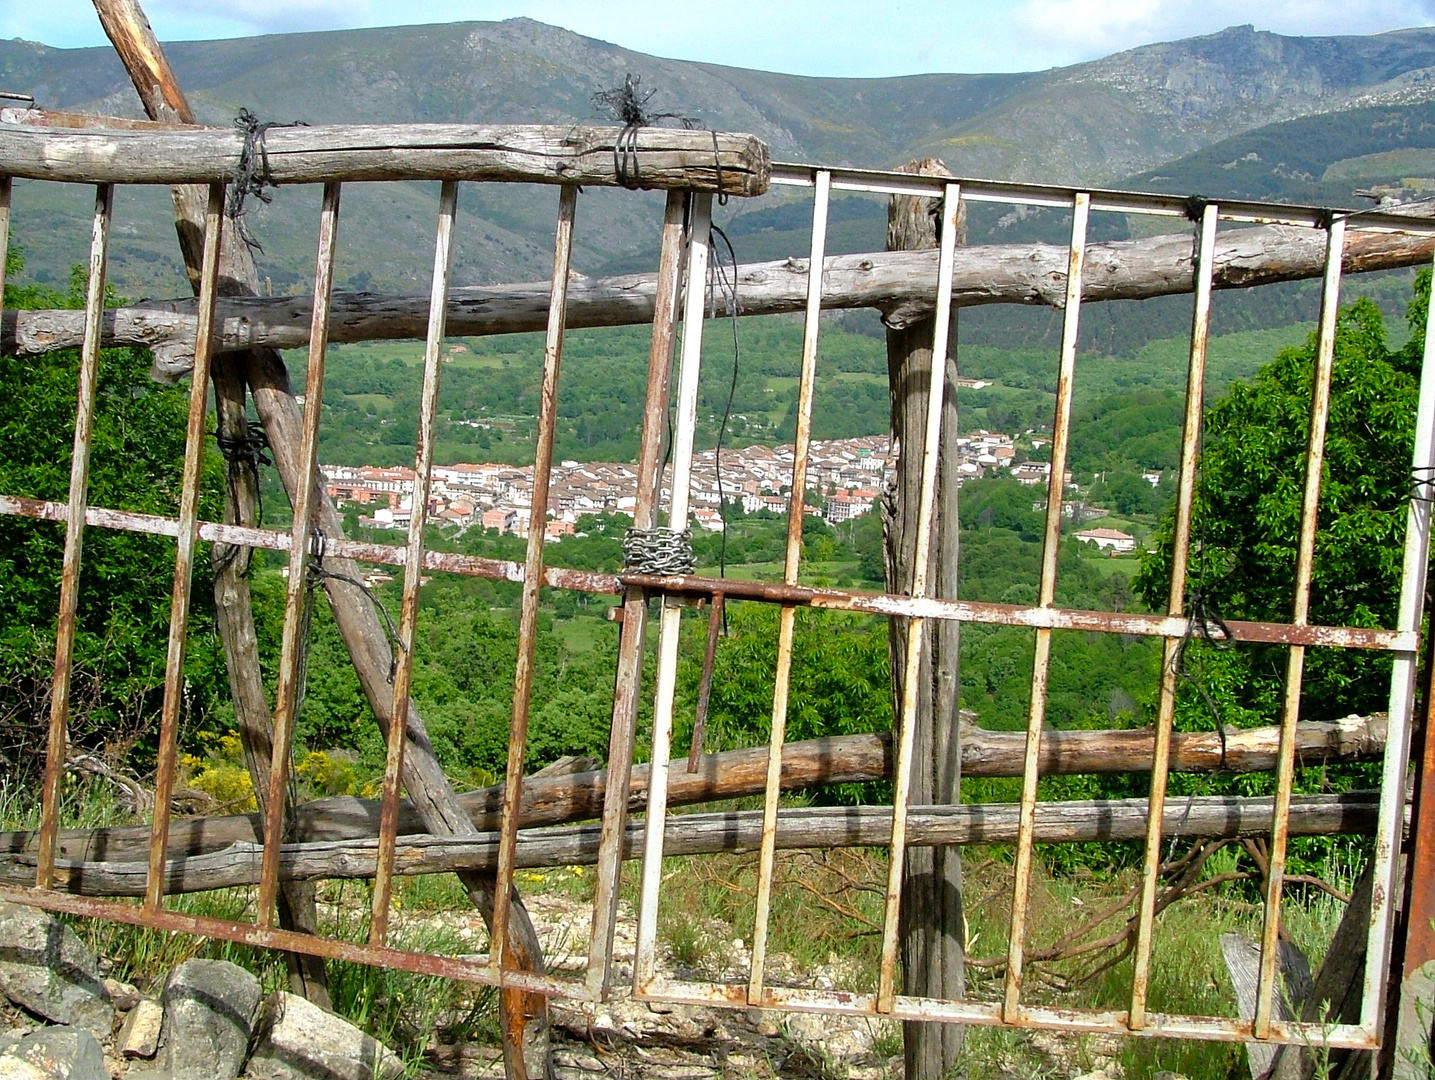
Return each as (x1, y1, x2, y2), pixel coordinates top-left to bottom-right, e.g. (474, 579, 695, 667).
(322, 431, 1142, 553)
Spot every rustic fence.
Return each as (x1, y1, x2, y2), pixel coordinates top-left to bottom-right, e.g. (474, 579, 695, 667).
(4, 9, 1435, 1077)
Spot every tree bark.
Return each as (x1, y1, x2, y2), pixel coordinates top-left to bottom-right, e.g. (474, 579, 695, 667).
(89, 0, 331, 1006)
(211, 360, 331, 1008)
(8, 792, 1382, 898)
(8, 216, 1435, 373)
(89, 2, 548, 1073)
(883, 158, 965, 1079)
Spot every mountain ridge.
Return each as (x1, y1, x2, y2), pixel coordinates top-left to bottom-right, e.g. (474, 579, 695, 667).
(5, 18, 1435, 297)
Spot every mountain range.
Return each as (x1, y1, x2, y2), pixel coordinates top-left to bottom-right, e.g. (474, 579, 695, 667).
(4, 18, 1435, 307)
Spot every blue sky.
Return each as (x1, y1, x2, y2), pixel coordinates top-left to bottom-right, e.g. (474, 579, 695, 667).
(5, 0, 1435, 76)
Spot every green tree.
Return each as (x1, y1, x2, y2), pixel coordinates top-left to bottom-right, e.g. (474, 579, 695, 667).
(1136, 286, 1429, 727)
(677, 604, 892, 803)
(0, 248, 227, 768)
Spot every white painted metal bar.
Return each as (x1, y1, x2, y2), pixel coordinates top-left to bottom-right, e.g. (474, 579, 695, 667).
(586, 189, 689, 1000)
(1361, 244, 1435, 1036)
(1002, 192, 1090, 1022)
(770, 163, 1435, 233)
(1254, 216, 1347, 1038)
(0, 176, 10, 325)
(875, 181, 963, 1014)
(633, 192, 714, 992)
(747, 169, 832, 1004)
(1128, 201, 1219, 1029)
(642, 976, 1377, 1048)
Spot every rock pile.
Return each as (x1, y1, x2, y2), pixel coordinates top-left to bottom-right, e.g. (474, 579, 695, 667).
(0, 904, 402, 1080)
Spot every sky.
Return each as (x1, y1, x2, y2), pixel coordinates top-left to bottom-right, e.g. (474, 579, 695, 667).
(4, 0, 1435, 76)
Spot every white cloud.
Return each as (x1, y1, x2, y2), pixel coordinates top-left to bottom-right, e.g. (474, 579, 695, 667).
(1011, 0, 1435, 65)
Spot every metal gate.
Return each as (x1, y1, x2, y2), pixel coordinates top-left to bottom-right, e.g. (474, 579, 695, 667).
(0, 117, 1433, 1055)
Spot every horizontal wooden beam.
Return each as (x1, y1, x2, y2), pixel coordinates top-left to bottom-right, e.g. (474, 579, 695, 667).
(12, 791, 1381, 897)
(0, 121, 769, 194)
(5, 715, 1383, 865)
(0, 106, 203, 131)
(5, 209, 1431, 375)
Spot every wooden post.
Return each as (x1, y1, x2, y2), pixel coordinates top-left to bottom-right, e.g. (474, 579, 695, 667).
(89, 0, 331, 1006)
(211, 360, 331, 1008)
(87, 4, 551, 1071)
(884, 158, 966, 1078)
(1, 714, 1388, 866)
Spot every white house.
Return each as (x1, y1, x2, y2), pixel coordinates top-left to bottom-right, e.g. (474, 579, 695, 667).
(1074, 527, 1137, 553)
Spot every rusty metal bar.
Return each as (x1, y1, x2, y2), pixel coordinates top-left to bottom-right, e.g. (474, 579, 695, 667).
(0, 883, 578, 997)
(645, 973, 1378, 1048)
(0, 491, 1416, 655)
(1128, 201, 1219, 1027)
(257, 180, 342, 927)
(586, 189, 688, 999)
(0, 868, 1390, 1044)
(0, 175, 10, 324)
(876, 180, 963, 1014)
(748, 169, 831, 1005)
(767, 162, 1435, 235)
(1003, 191, 1090, 1022)
(35, 183, 113, 890)
(634, 191, 714, 993)
(490, 182, 578, 969)
(687, 592, 725, 773)
(368, 179, 460, 945)
(615, 573, 1413, 648)
(1366, 241, 1435, 1035)
(143, 181, 225, 912)
(1254, 215, 1347, 1038)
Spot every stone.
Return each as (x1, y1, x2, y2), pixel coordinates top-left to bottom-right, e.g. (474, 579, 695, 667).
(101, 982, 139, 1013)
(159, 960, 262, 1080)
(1, 1027, 106, 1080)
(0, 1057, 48, 1080)
(118, 998, 163, 1059)
(246, 993, 404, 1080)
(0, 904, 112, 1037)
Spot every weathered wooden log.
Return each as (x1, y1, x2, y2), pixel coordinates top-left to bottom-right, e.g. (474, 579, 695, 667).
(0, 105, 203, 130)
(88, 0, 332, 1002)
(0, 122, 769, 195)
(6, 212, 1431, 375)
(885, 158, 966, 1078)
(13, 792, 1382, 898)
(2, 715, 1383, 865)
(84, 3, 553, 1070)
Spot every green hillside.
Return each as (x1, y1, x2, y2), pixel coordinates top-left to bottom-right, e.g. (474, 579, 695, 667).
(7, 21, 1435, 303)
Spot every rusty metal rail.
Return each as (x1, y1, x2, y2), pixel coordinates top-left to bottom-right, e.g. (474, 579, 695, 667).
(1, 139, 1434, 1055)
(621, 167, 1435, 1055)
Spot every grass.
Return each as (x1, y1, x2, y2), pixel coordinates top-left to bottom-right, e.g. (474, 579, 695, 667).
(1, 766, 1370, 1080)
(694, 559, 868, 586)
(617, 822, 1362, 1080)
(0, 780, 496, 1072)
(547, 613, 614, 651)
